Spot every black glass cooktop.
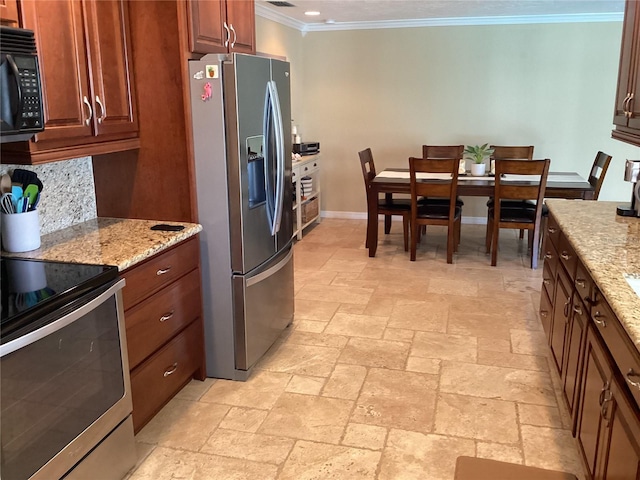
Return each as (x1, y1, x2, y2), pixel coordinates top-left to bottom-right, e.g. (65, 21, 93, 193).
(1, 257, 119, 344)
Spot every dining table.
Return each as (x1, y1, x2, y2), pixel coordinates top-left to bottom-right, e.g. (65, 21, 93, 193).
(366, 169, 594, 257)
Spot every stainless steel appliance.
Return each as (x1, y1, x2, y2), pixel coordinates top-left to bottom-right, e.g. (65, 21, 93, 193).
(0, 26, 45, 142)
(616, 159, 640, 217)
(189, 54, 294, 380)
(0, 257, 136, 480)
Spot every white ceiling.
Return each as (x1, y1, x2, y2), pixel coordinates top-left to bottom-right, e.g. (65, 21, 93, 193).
(255, 0, 625, 31)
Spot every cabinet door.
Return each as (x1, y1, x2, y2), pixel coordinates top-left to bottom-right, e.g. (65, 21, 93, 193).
(20, 0, 94, 142)
(575, 327, 614, 479)
(597, 377, 640, 480)
(226, 0, 255, 54)
(0, 0, 19, 26)
(187, 0, 228, 54)
(83, 0, 138, 136)
(550, 266, 572, 374)
(563, 294, 588, 426)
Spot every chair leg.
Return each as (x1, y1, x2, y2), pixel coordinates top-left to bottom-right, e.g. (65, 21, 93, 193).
(531, 227, 540, 269)
(485, 217, 492, 254)
(491, 222, 499, 266)
(410, 220, 418, 261)
(446, 222, 454, 264)
(519, 229, 525, 239)
(454, 218, 460, 252)
(384, 215, 392, 234)
(402, 214, 409, 252)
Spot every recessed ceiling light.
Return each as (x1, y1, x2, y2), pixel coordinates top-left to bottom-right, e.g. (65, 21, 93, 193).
(304, 10, 320, 16)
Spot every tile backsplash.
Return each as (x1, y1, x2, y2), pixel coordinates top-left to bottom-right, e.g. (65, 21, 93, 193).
(1, 157, 97, 235)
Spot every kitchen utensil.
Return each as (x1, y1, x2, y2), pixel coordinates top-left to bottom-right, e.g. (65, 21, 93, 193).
(0, 174, 11, 193)
(11, 169, 43, 192)
(1, 193, 15, 214)
(24, 184, 38, 206)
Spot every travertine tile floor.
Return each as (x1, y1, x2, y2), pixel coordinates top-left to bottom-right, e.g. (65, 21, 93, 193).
(126, 219, 586, 480)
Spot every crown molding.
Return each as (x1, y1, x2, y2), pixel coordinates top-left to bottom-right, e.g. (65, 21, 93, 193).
(255, 6, 623, 33)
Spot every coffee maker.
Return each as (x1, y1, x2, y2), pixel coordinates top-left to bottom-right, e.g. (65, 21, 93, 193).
(617, 160, 640, 217)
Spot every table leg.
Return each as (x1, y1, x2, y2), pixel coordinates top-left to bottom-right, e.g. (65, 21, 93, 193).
(368, 188, 379, 257)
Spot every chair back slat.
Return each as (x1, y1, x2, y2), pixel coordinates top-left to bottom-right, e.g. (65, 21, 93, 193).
(422, 145, 464, 159)
(587, 151, 612, 200)
(494, 159, 550, 203)
(358, 148, 376, 189)
(490, 145, 534, 160)
(409, 157, 459, 206)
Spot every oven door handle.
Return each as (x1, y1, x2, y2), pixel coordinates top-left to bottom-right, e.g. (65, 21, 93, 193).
(0, 278, 126, 357)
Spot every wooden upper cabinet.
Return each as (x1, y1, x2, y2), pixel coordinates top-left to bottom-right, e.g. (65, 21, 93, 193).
(613, 0, 640, 146)
(5, 0, 139, 164)
(187, 0, 255, 55)
(0, 0, 20, 26)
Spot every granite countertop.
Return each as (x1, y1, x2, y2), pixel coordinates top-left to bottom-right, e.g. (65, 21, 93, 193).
(546, 200, 640, 351)
(2, 217, 202, 271)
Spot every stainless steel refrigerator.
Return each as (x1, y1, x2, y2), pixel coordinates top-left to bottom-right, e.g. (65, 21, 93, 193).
(189, 53, 294, 380)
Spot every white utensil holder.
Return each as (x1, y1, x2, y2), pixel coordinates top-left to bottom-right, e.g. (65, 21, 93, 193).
(1, 209, 41, 253)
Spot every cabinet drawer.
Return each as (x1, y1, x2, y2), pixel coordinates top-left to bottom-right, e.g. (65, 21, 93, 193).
(574, 260, 593, 309)
(125, 269, 202, 369)
(122, 238, 199, 310)
(298, 159, 320, 176)
(546, 214, 561, 249)
(130, 320, 203, 432)
(557, 233, 577, 280)
(591, 289, 640, 408)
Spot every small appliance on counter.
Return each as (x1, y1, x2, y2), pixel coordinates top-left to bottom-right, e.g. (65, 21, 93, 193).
(293, 141, 320, 156)
(616, 159, 640, 217)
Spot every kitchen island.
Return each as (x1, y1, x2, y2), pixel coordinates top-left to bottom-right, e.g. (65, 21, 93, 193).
(3, 217, 206, 433)
(542, 200, 640, 480)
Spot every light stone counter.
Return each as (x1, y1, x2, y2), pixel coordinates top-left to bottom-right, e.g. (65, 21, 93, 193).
(546, 200, 640, 351)
(2, 218, 202, 271)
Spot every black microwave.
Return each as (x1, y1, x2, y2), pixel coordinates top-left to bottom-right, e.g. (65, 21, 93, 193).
(0, 26, 44, 143)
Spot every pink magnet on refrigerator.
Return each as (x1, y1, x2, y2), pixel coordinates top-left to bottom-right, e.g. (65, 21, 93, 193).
(202, 82, 212, 101)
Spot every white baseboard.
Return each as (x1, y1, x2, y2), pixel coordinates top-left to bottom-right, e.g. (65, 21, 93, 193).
(320, 210, 487, 225)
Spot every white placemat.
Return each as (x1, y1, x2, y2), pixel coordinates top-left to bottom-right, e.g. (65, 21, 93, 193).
(502, 174, 542, 182)
(548, 174, 588, 183)
(376, 171, 452, 180)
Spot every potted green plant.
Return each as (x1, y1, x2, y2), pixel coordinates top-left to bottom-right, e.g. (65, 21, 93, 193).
(464, 144, 494, 176)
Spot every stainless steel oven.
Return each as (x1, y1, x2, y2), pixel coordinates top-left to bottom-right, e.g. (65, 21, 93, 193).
(1, 258, 136, 480)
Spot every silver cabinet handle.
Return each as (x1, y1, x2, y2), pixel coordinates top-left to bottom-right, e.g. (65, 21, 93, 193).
(540, 310, 549, 318)
(160, 310, 175, 322)
(576, 279, 586, 288)
(543, 279, 551, 285)
(95, 95, 106, 124)
(598, 380, 610, 405)
(156, 266, 172, 275)
(548, 227, 557, 234)
(622, 93, 631, 116)
(563, 296, 571, 319)
(223, 21, 230, 48)
(544, 253, 553, 260)
(593, 311, 606, 328)
(626, 369, 640, 390)
(627, 92, 635, 118)
(163, 362, 178, 377)
(83, 95, 93, 126)
(229, 23, 237, 47)
(561, 252, 571, 261)
(572, 304, 583, 316)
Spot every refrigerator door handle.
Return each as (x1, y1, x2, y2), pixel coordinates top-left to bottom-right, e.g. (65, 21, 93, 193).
(269, 80, 285, 235)
(246, 244, 293, 287)
(263, 82, 275, 233)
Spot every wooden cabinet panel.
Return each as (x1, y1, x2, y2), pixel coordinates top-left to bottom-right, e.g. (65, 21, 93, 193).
(542, 259, 555, 304)
(540, 284, 553, 339)
(20, 0, 93, 142)
(598, 377, 640, 480)
(121, 237, 199, 310)
(84, 0, 137, 136)
(576, 326, 614, 479)
(0, 0, 19, 25)
(187, 0, 255, 55)
(550, 266, 572, 374)
(4, 0, 139, 164)
(563, 294, 588, 427)
(558, 233, 577, 280)
(575, 260, 593, 309)
(188, 0, 227, 54)
(130, 320, 202, 432)
(226, 0, 255, 54)
(125, 269, 201, 369)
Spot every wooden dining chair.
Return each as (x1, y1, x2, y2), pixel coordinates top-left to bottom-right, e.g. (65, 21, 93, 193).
(487, 145, 535, 238)
(587, 151, 612, 200)
(409, 157, 461, 263)
(485, 158, 550, 269)
(421, 145, 464, 241)
(359, 148, 411, 251)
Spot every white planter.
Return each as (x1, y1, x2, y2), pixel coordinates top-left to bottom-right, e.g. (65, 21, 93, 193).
(470, 163, 486, 176)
